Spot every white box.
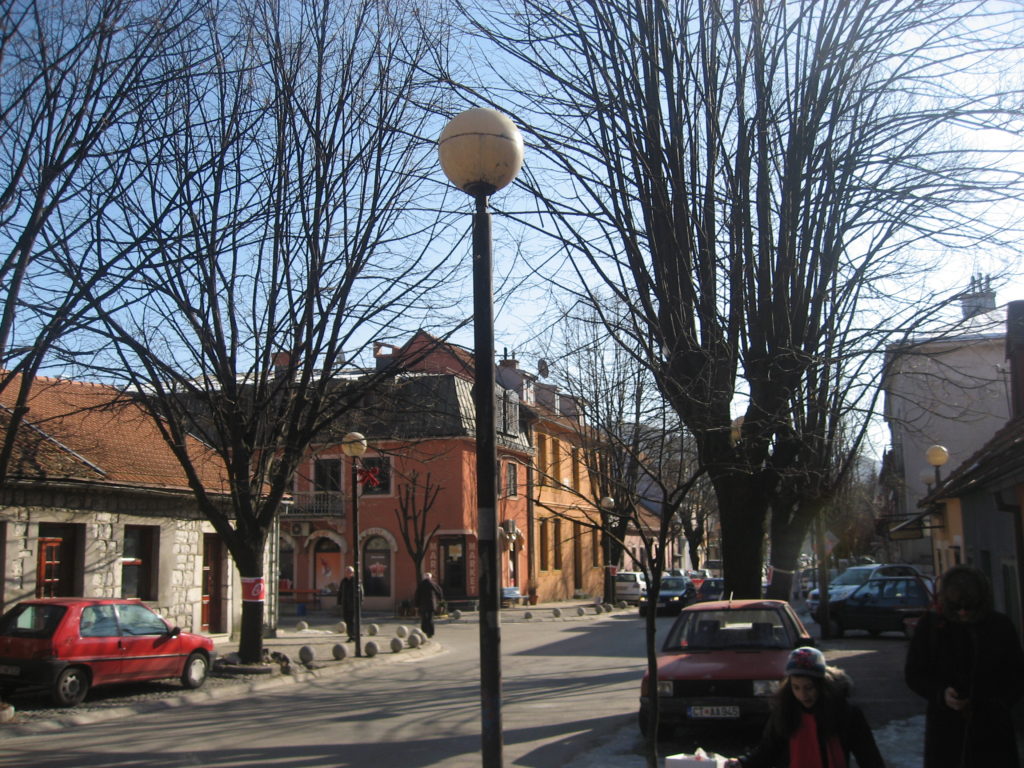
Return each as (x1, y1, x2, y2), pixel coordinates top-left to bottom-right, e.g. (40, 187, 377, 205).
(665, 751, 727, 768)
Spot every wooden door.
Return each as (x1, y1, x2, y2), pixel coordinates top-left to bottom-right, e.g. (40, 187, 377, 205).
(202, 534, 225, 633)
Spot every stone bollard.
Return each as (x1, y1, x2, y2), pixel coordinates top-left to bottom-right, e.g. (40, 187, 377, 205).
(390, 637, 404, 653)
(552, 608, 562, 618)
(617, 601, 628, 609)
(332, 643, 347, 660)
(364, 640, 379, 657)
(295, 620, 309, 631)
(603, 603, 613, 613)
(367, 623, 380, 636)
(524, 611, 533, 620)
(0, 703, 14, 724)
(576, 606, 586, 617)
(336, 621, 348, 636)
(298, 645, 315, 665)
(396, 625, 409, 638)
(408, 632, 422, 648)
(451, 609, 462, 620)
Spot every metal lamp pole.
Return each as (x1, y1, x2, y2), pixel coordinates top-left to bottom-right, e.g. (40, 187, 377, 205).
(342, 431, 368, 657)
(438, 108, 524, 768)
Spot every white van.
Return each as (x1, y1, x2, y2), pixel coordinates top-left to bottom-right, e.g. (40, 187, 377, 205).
(614, 571, 647, 604)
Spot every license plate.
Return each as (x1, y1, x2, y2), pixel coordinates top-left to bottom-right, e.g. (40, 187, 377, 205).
(0, 665, 20, 676)
(688, 705, 739, 719)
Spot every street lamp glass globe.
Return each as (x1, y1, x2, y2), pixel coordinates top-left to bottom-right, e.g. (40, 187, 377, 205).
(438, 108, 524, 196)
(925, 444, 949, 468)
(342, 432, 367, 458)
(600, 496, 615, 510)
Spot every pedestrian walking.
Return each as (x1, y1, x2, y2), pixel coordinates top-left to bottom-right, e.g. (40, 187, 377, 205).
(725, 646, 884, 768)
(905, 564, 1024, 768)
(337, 566, 357, 642)
(415, 572, 444, 638)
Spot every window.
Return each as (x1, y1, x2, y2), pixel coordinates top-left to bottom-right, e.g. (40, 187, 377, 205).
(537, 435, 548, 487)
(549, 438, 561, 486)
(314, 458, 342, 492)
(553, 518, 563, 570)
(121, 525, 159, 600)
(117, 603, 170, 635)
(539, 519, 550, 571)
(80, 605, 119, 637)
(505, 463, 518, 497)
(309, 458, 343, 515)
(571, 448, 581, 491)
(359, 456, 392, 495)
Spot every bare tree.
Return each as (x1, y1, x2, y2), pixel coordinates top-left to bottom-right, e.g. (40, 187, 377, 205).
(457, 0, 1024, 618)
(0, 0, 200, 480)
(393, 470, 442, 587)
(60, 0, 455, 662)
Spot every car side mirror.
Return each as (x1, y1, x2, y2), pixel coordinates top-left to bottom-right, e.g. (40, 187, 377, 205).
(169, 626, 181, 638)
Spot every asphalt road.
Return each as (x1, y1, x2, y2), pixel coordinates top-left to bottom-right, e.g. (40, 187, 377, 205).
(0, 607, 927, 767)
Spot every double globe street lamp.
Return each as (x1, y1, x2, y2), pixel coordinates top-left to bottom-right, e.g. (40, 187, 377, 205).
(438, 108, 524, 768)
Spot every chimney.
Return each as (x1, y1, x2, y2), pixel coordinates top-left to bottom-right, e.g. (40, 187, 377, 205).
(272, 352, 291, 376)
(961, 274, 996, 320)
(374, 341, 399, 370)
(1007, 300, 1024, 418)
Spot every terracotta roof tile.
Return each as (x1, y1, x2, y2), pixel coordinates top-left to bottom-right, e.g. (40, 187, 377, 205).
(0, 374, 228, 493)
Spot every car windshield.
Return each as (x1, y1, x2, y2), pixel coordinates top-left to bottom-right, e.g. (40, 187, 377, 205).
(0, 603, 66, 638)
(616, 574, 640, 584)
(661, 578, 688, 591)
(663, 608, 793, 651)
(831, 568, 874, 587)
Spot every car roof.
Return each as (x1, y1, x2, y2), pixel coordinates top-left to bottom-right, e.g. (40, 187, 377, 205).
(682, 598, 788, 611)
(15, 597, 145, 606)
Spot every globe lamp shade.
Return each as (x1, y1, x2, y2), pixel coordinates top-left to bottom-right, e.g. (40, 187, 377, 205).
(925, 444, 949, 468)
(342, 432, 367, 458)
(438, 108, 524, 196)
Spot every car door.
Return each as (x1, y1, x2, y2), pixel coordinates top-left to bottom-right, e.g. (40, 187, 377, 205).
(842, 579, 885, 631)
(76, 604, 124, 685)
(115, 603, 181, 681)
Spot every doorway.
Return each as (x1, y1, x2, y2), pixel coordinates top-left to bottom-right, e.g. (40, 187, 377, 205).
(36, 523, 83, 597)
(202, 534, 226, 633)
(439, 536, 467, 598)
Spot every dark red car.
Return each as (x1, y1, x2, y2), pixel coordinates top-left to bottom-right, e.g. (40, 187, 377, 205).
(0, 598, 215, 706)
(639, 599, 814, 735)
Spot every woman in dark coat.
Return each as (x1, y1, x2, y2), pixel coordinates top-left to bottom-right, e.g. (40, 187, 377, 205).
(414, 572, 444, 638)
(905, 565, 1024, 768)
(727, 646, 884, 768)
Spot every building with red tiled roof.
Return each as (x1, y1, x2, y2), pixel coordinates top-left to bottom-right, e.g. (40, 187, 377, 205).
(1, 374, 245, 635)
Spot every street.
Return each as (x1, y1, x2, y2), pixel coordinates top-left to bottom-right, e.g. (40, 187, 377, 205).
(0, 609, 928, 767)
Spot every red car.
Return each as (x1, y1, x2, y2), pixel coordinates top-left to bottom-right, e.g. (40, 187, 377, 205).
(638, 599, 814, 735)
(0, 598, 215, 706)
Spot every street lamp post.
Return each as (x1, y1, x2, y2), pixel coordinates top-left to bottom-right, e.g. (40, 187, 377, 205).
(926, 444, 950, 486)
(600, 496, 616, 604)
(438, 108, 524, 768)
(342, 431, 368, 657)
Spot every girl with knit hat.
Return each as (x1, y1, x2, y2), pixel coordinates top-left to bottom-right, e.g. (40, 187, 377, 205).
(726, 646, 884, 767)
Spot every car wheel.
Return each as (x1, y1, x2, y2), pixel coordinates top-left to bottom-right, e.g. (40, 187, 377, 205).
(181, 652, 209, 689)
(52, 666, 90, 707)
(638, 706, 649, 737)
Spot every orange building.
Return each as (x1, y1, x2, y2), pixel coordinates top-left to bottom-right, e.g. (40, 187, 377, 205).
(280, 333, 532, 613)
(497, 358, 606, 603)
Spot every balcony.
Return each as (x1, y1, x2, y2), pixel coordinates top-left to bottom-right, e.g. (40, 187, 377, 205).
(287, 491, 346, 519)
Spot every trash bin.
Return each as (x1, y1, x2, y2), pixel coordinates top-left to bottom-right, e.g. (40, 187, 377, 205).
(296, 603, 307, 617)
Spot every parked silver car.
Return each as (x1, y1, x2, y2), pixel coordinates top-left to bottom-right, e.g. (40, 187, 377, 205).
(614, 571, 647, 604)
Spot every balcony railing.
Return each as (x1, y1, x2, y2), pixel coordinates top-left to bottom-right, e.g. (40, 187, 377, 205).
(287, 491, 346, 519)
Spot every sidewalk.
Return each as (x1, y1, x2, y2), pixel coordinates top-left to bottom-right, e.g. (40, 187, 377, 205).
(214, 599, 622, 669)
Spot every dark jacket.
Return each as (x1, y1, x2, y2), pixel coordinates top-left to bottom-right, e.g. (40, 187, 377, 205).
(739, 669, 884, 768)
(337, 576, 357, 613)
(905, 609, 1024, 768)
(415, 577, 443, 613)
